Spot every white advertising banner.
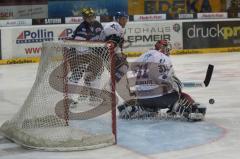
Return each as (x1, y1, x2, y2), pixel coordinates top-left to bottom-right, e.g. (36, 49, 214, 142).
(1, 21, 183, 60)
(178, 14, 194, 19)
(65, 17, 84, 24)
(0, 19, 32, 27)
(0, 5, 48, 19)
(124, 21, 183, 53)
(1, 24, 78, 59)
(197, 12, 228, 19)
(65, 16, 101, 24)
(134, 14, 166, 21)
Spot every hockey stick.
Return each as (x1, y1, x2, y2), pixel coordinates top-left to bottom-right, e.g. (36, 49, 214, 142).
(182, 64, 214, 87)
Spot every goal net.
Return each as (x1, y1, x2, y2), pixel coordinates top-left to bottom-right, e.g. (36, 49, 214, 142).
(0, 40, 117, 151)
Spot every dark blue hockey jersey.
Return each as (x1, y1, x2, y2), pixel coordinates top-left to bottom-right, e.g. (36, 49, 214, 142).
(72, 20, 103, 41)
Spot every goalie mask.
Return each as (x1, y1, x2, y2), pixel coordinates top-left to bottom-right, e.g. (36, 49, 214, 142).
(155, 40, 171, 56)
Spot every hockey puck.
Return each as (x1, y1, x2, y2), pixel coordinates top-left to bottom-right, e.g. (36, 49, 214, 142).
(209, 98, 215, 104)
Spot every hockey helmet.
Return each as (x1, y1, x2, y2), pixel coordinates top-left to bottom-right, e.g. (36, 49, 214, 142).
(155, 40, 171, 56)
(81, 7, 95, 17)
(115, 11, 128, 28)
(114, 11, 128, 21)
(155, 40, 168, 50)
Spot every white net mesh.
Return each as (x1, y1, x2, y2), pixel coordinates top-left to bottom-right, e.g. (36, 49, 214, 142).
(0, 40, 116, 151)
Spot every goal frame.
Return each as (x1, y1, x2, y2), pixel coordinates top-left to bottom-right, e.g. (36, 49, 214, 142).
(0, 40, 118, 151)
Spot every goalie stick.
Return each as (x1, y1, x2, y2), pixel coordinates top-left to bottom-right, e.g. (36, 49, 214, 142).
(182, 64, 214, 87)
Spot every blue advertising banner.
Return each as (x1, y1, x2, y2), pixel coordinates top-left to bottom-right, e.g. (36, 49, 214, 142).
(48, 0, 128, 18)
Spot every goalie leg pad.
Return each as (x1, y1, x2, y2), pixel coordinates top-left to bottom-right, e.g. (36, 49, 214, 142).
(174, 93, 207, 121)
(137, 92, 179, 111)
(117, 99, 158, 119)
(118, 105, 158, 119)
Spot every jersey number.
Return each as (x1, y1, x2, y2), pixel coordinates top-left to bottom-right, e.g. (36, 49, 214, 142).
(135, 63, 149, 79)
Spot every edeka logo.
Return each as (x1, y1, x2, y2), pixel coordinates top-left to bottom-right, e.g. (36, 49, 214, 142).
(16, 29, 54, 44)
(58, 28, 73, 40)
(187, 24, 240, 40)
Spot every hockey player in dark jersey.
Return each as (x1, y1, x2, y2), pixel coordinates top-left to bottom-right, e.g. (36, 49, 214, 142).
(67, 8, 103, 84)
(66, 8, 104, 105)
(72, 7, 103, 41)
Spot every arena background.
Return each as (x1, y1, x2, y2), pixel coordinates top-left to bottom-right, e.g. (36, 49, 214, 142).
(0, 0, 240, 64)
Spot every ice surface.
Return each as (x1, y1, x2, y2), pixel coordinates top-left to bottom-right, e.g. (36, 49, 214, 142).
(0, 53, 240, 159)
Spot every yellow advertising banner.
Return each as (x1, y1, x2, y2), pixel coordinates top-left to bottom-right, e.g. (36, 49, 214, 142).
(128, 0, 145, 15)
(193, 0, 224, 12)
(132, 0, 225, 15)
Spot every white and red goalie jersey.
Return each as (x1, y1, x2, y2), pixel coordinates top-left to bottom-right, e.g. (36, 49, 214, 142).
(127, 49, 179, 99)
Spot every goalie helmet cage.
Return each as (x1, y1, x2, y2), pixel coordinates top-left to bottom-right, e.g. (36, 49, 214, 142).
(0, 40, 117, 151)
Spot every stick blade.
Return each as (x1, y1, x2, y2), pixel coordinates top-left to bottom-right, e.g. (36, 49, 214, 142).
(204, 64, 214, 87)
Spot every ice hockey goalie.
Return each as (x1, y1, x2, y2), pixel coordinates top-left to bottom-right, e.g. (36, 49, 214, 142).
(117, 40, 207, 121)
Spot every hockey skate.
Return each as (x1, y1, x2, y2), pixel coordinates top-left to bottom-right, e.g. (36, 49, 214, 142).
(70, 94, 99, 109)
(188, 103, 206, 121)
(69, 94, 83, 108)
(68, 76, 80, 84)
